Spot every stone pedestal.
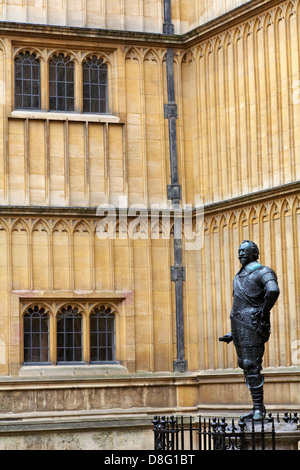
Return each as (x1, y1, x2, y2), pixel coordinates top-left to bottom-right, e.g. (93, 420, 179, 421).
(244, 420, 300, 450)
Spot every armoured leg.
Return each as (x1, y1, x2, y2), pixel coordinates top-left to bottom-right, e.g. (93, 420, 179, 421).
(231, 320, 267, 420)
(241, 373, 265, 421)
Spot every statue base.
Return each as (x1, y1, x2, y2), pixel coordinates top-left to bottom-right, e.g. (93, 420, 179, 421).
(243, 420, 300, 450)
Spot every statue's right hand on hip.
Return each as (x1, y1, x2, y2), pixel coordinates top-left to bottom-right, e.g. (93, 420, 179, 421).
(219, 332, 233, 344)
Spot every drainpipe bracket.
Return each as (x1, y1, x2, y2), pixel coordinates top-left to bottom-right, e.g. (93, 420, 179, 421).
(171, 266, 186, 282)
(167, 184, 181, 201)
(163, 23, 175, 35)
(164, 103, 178, 119)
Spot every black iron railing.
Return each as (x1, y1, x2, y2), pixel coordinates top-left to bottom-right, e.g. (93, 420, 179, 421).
(153, 413, 299, 451)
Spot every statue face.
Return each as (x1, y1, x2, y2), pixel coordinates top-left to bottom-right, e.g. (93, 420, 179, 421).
(238, 242, 255, 267)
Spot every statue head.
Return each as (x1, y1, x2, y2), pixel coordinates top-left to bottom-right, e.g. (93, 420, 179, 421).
(238, 240, 259, 267)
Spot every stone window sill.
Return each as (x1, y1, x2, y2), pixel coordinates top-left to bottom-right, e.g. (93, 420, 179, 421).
(10, 110, 120, 123)
(20, 363, 128, 377)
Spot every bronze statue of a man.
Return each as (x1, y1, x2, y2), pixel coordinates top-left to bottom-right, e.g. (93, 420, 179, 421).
(219, 240, 280, 420)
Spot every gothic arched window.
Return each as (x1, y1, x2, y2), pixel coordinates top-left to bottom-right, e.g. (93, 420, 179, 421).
(57, 305, 83, 363)
(49, 54, 75, 112)
(83, 56, 108, 114)
(23, 305, 49, 364)
(90, 305, 115, 362)
(15, 52, 41, 110)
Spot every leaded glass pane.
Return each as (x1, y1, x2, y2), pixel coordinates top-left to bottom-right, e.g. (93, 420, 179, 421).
(56, 305, 83, 363)
(49, 55, 74, 112)
(23, 306, 49, 364)
(82, 57, 108, 114)
(89, 306, 115, 362)
(15, 52, 41, 110)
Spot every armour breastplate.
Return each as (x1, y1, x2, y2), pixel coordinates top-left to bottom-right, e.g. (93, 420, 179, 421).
(231, 262, 265, 317)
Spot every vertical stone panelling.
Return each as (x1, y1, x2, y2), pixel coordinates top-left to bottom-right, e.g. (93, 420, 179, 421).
(132, 236, 152, 371)
(0, 220, 9, 374)
(0, 46, 5, 204)
(32, 220, 50, 290)
(292, 196, 300, 350)
(28, 120, 46, 205)
(286, 3, 299, 182)
(69, 123, 85, 207)
(11, 220, 29, 290)
(1, 0, 163, 32)
(125, 48, 146, 205)
(113, 230, 131, 291)
(86, 0, 105, 28)
(47, 0, 64, 26)
(184, 0, 254, 32)
(8, 120, 26, 205)
(94, 223, 113, 291)
(143, 50, 166, 205)
(88, 123, 106, 206)
(107, 124, 125, 206)
(52, 221, 70, 290)
(106, 0, 124, 30)
(6, 119, 124, 208)
(73, 221, 91, 291)
(186, 2, 300, 204)
(151, 235, 172, 371)
(49, 121, 65, 206)
(124, 0, 143, 31)
(181, 50, 197, 205)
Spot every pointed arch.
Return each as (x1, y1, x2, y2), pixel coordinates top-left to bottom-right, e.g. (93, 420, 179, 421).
(204, 39, 214, 58)
(274, 5, 285, 25)
(219, 214, 228, 231)
(56, 302, 86, 317)
(14, 47, 45, 61)
(52, 219, 70, 235)
(151, 218, 171, 240)
(0, 218, 9, 232)
(47, 49, 79, 64)
(128, 218, 149, 239)
(0, 39, 5, 53)
(223, 31, 233, 49)
(280, 198, 292, 217)
(181, 49, 195, 66)
(292, 195, 300, 214)
(143, 48, 161, 63)
(242, 21, 253, 38)
(238, 209, 248, 227)
(125, 47, 142, 63)
(270, 201, 280, 219)
(249, 207, 258, 225)
(11, 219, 29, 233)
(253, 16, 263, 35)
(32, 219, 50, 234)
(209, 216, 219, 233)
(259, 204, 269, 222)
(232, 25, 243, 44)
(73, 220, 91, 235)
(81, 51, 111, 66)
(286, 0, 296, 18)
(228, 212, 237, 228)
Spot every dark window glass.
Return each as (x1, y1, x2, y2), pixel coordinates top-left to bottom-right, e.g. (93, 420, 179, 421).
(90, 306, 115, 362)
(23, 305, 49, 364)
(49, 54, 74, 112)
(14, 52, 41, 110)
(83, 56, 108, 114)
(57, 305, 83, 363)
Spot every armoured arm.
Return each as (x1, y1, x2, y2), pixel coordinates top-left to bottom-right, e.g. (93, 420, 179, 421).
(261, 268, 280, 314)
